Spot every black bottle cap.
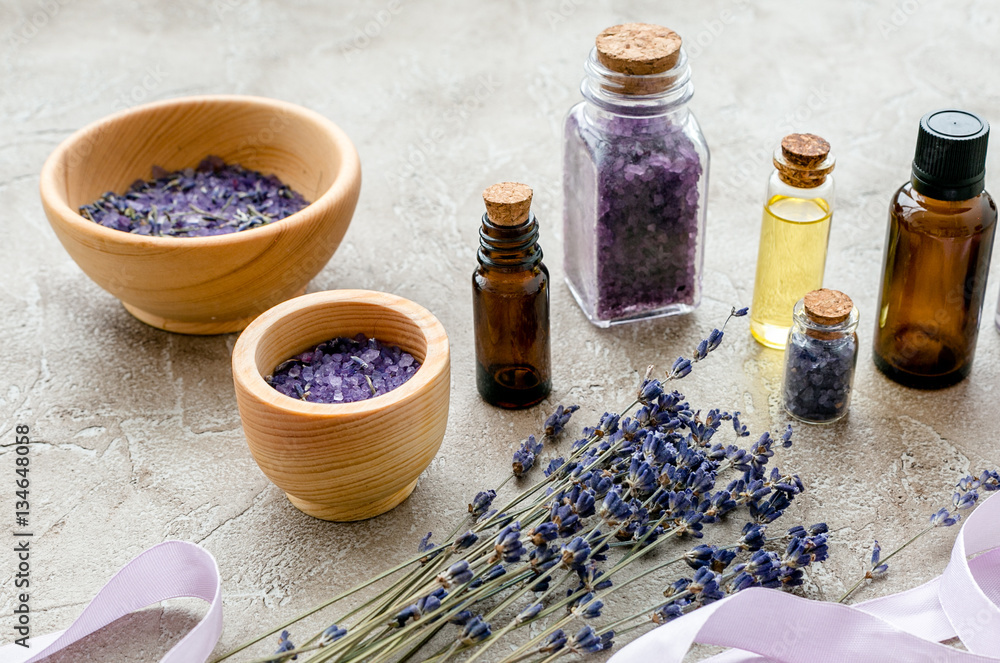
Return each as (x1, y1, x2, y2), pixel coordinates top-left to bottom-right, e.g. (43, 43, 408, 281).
(911, 109, 990, 201)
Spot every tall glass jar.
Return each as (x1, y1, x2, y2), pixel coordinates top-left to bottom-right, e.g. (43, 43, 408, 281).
(750, 134, 835, 349)
(563, 24, 709, 327)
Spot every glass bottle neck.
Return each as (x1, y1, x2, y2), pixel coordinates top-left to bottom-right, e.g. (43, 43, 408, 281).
(580, 46, 694, 119)
(478, 213, 542, 269)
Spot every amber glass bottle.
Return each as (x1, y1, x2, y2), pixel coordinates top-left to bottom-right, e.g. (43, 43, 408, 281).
(473, 182, 551, 408)
(873, 110, 997, 388)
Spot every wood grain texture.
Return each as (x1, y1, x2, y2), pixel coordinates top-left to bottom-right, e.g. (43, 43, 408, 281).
(231, 290, 451, 521)
(39, 95, 362, 334)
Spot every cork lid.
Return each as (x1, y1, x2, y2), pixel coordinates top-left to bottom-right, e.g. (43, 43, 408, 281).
(482, 182, 533, 227)
(803, 289, 853, 325)
(781, 134, 831, 168)
(595, 23, 682, 76)
(774, 133, 835, 188)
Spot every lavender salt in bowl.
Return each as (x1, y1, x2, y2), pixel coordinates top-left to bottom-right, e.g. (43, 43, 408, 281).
(268, 335, 421, 403)
(233, 290, 450, 522)
(40, 95, 361, 334)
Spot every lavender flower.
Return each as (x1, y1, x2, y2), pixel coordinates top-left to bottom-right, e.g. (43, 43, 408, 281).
(512, 435, 543, 476)
(493, 522, 526, 563)
(667, 356, 693, 380)
(930, 507, 961, 528)
(452, 531, 478, 551)
(320, 624, 347, 646)
(516, 603, 543, 624)
(869, 540, 889, 579)
(544, 457, 565, 477)
(437, 561, 473, 589)
(544, 405, 580, 438)
(469, 490, 496, 518)
(269, 630, 296, 662)
(569, 592, 604, 619)
(540, 629, 567, 653)
(418, 532, 434, 553)
(566, 626, 613, 654)
(460, 615, 491, 645)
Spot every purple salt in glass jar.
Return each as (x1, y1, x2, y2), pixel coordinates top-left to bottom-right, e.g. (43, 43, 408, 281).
(783, 290, 860, 424)
(563, 24, 709, 326)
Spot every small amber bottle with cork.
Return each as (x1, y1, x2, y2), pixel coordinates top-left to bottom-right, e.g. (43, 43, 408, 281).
(473, 182, 551, 409)
(750, 133, 836, 349)
(873, 109, 996, 388)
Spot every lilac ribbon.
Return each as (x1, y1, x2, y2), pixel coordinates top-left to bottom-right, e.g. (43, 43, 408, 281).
(0, 540, 222, 663)
(612, 491, 1000, 663)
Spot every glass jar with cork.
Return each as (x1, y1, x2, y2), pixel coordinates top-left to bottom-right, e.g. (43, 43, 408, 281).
(783, 289, 859, 424)
(750, 133, 836, 350)
(563, 23, 709, 327)
(473, 182, 551, 409)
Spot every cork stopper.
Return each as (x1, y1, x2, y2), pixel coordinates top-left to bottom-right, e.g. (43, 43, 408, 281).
(781, 134, 831, 168)
(482, 182, 533, 227)
(595, 23, 682, 76)
(775, 133, 835, 188)
(803, 289, 853, 325)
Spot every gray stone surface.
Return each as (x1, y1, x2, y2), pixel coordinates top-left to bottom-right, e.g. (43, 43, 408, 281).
(1, 0, 999, 661)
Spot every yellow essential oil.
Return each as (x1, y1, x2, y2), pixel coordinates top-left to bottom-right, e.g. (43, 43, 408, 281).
(750, 195, 833, 349)
(749, 133, 836, 350)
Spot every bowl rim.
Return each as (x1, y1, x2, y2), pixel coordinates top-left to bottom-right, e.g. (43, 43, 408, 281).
(39, 94, 361, 248)
(232, 289, 450, 416)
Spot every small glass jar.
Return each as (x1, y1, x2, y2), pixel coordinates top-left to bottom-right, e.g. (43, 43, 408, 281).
(783, 290, 859, 424)
(563, 24, 709, 326)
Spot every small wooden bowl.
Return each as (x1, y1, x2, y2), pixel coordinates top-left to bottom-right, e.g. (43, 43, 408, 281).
(39, 95, 362, 334)
(232, 290, 450, 521)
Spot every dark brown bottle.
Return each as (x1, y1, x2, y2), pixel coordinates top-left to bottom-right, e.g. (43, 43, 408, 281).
(473, 182, 551, 408)
(873, 110, 997, 388)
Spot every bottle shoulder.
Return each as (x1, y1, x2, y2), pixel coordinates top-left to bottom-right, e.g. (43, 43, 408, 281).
(890, 181, 998, 235)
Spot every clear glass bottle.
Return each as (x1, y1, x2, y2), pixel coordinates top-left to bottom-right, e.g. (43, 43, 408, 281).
(473, 182, 551, 409)
(750, 134, 836, 349)
(563, 23, 709, 327)
(783, 290, 859, 424)
(873, 110, 996, 388)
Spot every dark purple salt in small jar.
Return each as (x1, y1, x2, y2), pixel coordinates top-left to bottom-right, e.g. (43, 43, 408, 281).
(783, 290, 860, 424)
(563, 24, 709, 326)
(266, 334, 421, 404)
(79, 155, 310, 237)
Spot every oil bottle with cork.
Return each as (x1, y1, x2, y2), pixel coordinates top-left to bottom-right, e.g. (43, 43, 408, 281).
(873, 109, 996, 388)
(750, 133, 836, 349)
(473, 182, 552, 409)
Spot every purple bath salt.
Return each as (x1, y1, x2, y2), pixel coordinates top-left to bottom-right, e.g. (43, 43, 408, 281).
(563, 111, 705, 322)
(79, 155, 310, 237)
(266, 334, 421, 404)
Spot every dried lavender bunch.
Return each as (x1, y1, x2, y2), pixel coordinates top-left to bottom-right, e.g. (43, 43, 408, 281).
(216, 307, 828, 663)
(839, 469, 1000, 603)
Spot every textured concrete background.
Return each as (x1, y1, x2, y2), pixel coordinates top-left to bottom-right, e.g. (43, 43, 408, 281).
(1, 0, 999, 661)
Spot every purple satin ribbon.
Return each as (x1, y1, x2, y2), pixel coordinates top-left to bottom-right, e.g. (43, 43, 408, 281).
(0, 540, 222, 663)
(612, 492, 1000, 663)
(4, 496, 999, 663)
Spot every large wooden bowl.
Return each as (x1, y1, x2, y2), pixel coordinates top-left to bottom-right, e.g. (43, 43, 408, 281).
(232, 290, 450, 521)
(39, 95, 362, 334)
